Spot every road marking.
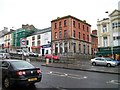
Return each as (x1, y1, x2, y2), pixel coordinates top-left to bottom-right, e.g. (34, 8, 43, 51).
(107, 80, 120, 85)
(47, 71, 87, 80)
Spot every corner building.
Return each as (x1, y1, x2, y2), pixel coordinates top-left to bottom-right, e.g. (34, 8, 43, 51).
(51, 15, 92, 59)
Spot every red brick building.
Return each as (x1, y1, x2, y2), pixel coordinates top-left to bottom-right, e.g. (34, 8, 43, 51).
(51, 15, 92, 58)
(90, 30, 98, 57)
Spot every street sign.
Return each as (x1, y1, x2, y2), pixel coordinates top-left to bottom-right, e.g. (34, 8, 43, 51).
(20, 38, 26, 47)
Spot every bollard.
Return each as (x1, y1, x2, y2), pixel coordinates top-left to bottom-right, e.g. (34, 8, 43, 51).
(46, 58, 49, 65)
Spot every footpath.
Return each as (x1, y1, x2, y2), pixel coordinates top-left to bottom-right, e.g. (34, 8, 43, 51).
(41, 60, 120, 75)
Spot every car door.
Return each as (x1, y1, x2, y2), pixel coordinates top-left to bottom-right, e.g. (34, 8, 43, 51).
(95, 57, 102, 65)
(1, 61, 10, 79)
(99, 58, 106, 65)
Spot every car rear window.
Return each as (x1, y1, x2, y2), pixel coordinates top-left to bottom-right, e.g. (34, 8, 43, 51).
(10, 61, 35, 69)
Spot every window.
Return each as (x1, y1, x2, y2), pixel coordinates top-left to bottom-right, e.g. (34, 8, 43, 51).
(59, 31, 62, 39)
(2, 61, 9, 68)
(60, 43, 63, 54)
(59, 21, 62, 27)
(83, 34, 85, 40)
(73, 43, 76, 53)
(79, 32, 80, 39)
(37, 35, 41, 39)
(112, 23, 115, 29)
(78, 23, 80, 29)
(55, 23, 57, 29)
(26, 40, 29, 45)
(87, 35, 89, 41)
(46, 50, 48, 54)
(32, 36, 35, 40)
(73, 30, 75, 37)
(115, 23, 118, 28)
(103, 37, 108, 47)
(83, 25, 84, 30)
(32, 42, 35, 46)
(117, 36, 120, 40)
(55, 32, 57, 39)
(37, 40, 40, 46)
(73, 21, 76, 27)
(88, 45, 89, 54)
(64, 42, 68, 53)
(64, 30, 67, 38)
(79, 44, 81, 53)
(102, 24, 107, 33)
(118, 22, 120, 27)
(83, 45, 86, 54)
(11, 61, 34, 69)
(64, 20, 67, 27)
(87, 27, 89, 32)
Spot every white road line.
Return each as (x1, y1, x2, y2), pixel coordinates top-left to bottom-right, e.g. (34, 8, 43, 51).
(46, 71, 88, 80)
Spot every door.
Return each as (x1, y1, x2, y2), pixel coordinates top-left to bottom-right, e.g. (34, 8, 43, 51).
(99, 58, 106, 65)
(42, 48, 44, 56)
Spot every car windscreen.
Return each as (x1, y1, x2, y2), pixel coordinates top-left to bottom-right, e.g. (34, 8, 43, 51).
(10, 61, 35, 70)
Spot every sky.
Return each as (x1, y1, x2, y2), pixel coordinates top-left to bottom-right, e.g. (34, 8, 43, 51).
(0, 0, 119, 31)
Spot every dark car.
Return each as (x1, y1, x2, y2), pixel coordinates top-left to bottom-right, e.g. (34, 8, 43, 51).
(0, 60, 42, 89)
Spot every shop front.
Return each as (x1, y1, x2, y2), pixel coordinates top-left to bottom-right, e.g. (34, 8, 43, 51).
(97, 46, 120, 60)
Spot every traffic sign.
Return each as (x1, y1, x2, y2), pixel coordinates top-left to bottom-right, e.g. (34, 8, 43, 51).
(20, 38, 26, 47)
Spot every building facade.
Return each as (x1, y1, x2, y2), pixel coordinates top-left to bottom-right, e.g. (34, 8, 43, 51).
(90, 30, 98, 57)
(12, 25, 36, 49)
(51, 15, 92, 59)
(4, 29, 14, 52)
(0, 35, 4, 50)
(97, 10, 120, 60)
(27, 27, 51, 56)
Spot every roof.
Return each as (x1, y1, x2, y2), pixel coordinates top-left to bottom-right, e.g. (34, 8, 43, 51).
(109, 9, 120, 16)
(32, 27, 51, 35)
(51, 15, 91, 26)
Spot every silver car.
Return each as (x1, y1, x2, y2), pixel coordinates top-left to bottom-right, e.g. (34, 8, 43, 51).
(91, 57, 117, 67)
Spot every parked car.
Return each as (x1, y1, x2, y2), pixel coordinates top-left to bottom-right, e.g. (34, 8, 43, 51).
(44, 54, 60, 60)
(29, 52, 38, 57)
(113, 60, 120, 65)
(16, 49, 29, 56)
(0, 52, 10, 59)
(0, 53, 3, 59)
(0, 60, 42, 89)
(91, 57, 118, 67)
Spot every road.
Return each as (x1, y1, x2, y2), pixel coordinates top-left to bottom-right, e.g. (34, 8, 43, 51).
(33, 61, 119, 89)
(1, 60, 120, 90)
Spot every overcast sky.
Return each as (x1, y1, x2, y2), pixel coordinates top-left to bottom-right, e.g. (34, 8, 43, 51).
(0, 0, 119, 31)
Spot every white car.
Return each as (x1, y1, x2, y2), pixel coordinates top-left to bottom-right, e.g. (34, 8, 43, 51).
(91, 57, 117, 67)
(16, 49, 29, 56)
(0, 53, 10, 59)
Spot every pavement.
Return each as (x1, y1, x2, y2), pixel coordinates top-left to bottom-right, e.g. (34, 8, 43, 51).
(41, 60, 120, 75)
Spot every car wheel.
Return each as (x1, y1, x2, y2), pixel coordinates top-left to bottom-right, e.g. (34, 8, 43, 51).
(92, 62, 96, 66)
(107, 63, 111, 67)
(3, 77, 10, 89)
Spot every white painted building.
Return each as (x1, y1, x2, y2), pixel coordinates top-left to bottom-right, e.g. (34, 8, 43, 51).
(97, 9, 120, 60)
(0, 36, 4, 50)
(27, 27, 51, 56)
